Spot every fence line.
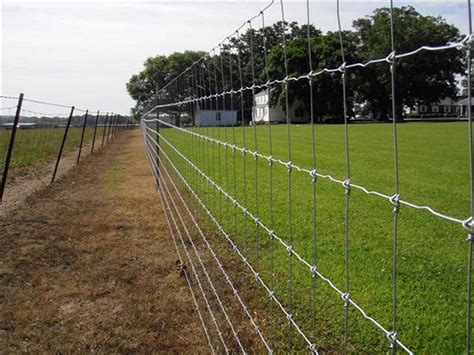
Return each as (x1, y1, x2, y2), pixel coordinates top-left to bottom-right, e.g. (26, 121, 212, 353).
(140, 0, 473, 352)
(0, 93, 133, 203)
(142, 121, 413, 353)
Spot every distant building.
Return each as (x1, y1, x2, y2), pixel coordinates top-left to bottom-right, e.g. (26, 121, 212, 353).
(409, 98, 459, 118)
(457, 98, 474, 117)
(252, 89, 309, 124)
(194, 98, 238, 126)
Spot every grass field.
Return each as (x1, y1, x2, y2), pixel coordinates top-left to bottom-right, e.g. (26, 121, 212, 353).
(155, 121, 472, 353)
(0, 125, 107, 179)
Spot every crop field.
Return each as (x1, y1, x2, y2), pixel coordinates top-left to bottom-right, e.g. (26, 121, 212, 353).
(0, 126, 103, 178)
(155, 121, 471, 353)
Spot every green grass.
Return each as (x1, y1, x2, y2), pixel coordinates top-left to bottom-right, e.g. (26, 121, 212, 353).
(0, 125, 106, 179)
(157, 121, 470, 353)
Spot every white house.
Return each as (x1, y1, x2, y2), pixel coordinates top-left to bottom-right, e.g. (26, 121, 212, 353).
(458, 98, 474, 117)
(252, 89, 310, 124)
(194, 100, 238, 126)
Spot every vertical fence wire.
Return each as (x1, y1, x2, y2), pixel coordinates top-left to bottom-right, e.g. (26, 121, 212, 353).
(388, 0, 401, 351)
(278, 0, 294, 350)
(305, 0, 318, 350)
(466, 0, 473, 352)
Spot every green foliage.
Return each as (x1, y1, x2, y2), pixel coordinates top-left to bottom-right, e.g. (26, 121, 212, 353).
(128, 6, 464, 122)
(126, 50, 206, 113)
(353, 6, 464, 120)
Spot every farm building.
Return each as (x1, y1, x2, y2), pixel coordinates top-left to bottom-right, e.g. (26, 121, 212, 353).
(252, 89, 310, 124)
(194, 97, 238, 126)
(409, 97, 474, 118)
(409, 97, 460, 118)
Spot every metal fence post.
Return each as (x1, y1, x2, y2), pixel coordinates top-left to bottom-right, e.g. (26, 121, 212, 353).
(156, 108, 160, 185)
(91, 110, 100, 154)
(101, 112, 109, 147)
(51, 106, 75, 183)
(0, 93, 24, 203)
(77, 109, 88, 163)
(112, 114, 117, 138)
(106, 113, 113, 142)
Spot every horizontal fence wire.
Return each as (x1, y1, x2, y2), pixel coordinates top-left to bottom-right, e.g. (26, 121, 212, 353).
(143, 118, 466, 226)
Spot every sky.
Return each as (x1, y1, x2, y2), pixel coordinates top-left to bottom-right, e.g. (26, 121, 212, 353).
(1, 0, 471, 115)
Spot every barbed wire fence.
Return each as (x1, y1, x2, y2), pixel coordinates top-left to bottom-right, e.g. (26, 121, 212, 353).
(141, 0, 473, 352)
(0, 93, 134, 203)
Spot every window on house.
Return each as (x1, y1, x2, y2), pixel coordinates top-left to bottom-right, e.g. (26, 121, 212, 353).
(216, 112, 222, 121)
(432, 105, 439, 113)
(444, 105, 451, 113)
(420, 105, 427, 113)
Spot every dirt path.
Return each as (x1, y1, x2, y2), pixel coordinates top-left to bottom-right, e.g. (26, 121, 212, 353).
(0, 130, 209, 352)
(1, 140, 98, 215)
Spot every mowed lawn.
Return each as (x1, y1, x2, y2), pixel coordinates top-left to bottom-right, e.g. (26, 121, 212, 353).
(0, 126, 102, 178)
(157, 121, 469, 353)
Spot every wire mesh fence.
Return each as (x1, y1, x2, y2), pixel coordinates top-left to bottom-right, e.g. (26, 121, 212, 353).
(140, 0, 473, 353)
(0, 94, 134, 202)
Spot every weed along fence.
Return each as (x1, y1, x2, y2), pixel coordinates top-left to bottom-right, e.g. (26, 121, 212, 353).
(140, 0, 473, 353)
(0, 93, 133, 202)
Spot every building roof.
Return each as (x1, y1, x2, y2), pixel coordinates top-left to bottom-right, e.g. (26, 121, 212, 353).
(255, 89, 269, 97)
(457, 97, 474, 106)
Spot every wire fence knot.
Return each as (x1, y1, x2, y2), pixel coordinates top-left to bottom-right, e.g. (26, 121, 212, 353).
(311, 265, 318, 277)
(286, 161, 292, 173)
(338, 62, 347, 73)
(269, 230, 275, 239)
(390, 193, 400, 213)
(343, 179, 351, 194)
(287, 245, 293, 257)
(463, 217, 474, 236)
(342, 292, 350, 307)
(310, 169, 318, 183)
(253, 151, 259, 160)
(268, 155, 273, 166)
(387, 331, 397, 348)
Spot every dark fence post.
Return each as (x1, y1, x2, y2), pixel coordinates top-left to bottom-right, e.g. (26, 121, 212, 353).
(77, 109, 88, 163)
(112, 114, 117, 138)
(51, 106, 75, 183)
(101, 112, 109, 147)
(91, 110, 99, 154)
(156, 108, 160, 185)
(0, 93, 24, 203)
(107, 113, 114, 142)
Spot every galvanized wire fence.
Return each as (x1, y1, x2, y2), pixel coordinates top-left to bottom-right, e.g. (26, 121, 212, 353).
(0, 93, 133, 203)
(141, 0, 473, 352)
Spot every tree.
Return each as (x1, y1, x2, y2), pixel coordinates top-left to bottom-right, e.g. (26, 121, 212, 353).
(265, 30, 358, 122)
(353, 6, 464, 120)
(126, 50, 206, 114)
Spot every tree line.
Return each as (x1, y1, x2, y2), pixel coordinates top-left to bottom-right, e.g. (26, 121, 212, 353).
(127, 6, 466, 122)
